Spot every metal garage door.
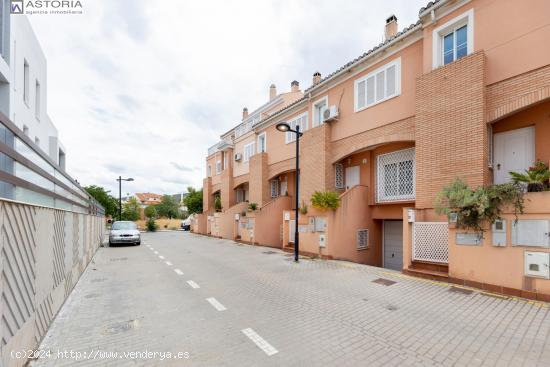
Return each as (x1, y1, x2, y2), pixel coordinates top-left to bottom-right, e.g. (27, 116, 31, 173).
(384, 220, 403, 271)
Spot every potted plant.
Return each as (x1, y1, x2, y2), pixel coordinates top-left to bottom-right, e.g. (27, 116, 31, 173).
(300, 200, 308, 215)
(214, 196, 222, 212)
(509, 161, 550, 192)
(248, 202, 258, 211)
(311, 191, 340, 211)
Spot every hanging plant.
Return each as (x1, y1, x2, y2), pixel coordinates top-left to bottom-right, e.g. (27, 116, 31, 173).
(435, 178, 524, 232)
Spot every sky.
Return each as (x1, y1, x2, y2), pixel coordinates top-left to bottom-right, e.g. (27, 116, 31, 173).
(28, 0, 427, 197)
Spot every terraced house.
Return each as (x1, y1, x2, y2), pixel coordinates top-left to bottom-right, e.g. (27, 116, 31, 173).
(193, 0, 550, 300)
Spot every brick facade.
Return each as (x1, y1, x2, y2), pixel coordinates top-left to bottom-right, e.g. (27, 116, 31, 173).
(415, 51, 488, 209)
(249, 152, 269, 206)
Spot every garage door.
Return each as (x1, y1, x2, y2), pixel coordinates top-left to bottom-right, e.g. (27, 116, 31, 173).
(384, 220, 403, 271)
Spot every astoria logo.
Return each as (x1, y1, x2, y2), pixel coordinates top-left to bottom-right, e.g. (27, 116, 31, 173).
(11, 0, 84, 14)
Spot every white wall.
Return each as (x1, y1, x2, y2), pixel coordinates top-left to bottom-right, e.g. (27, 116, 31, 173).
(2, 15, 64, 166)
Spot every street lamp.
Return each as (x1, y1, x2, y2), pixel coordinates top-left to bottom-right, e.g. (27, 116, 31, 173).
(276, 122, 303, 262)
(116, 176, 134, 221)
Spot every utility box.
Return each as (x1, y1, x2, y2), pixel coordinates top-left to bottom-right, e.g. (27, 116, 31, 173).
(524, 251, 550, 279)
(284, 212, 290, 221)
(319, 234, 326, 248)
(512, 220, 550, 247)
(492, 219, 506, 247)
(407, 209, 415, 223)
(234, 213, 240, 221)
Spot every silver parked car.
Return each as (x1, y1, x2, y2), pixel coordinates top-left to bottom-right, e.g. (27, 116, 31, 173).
(109, 221, 141, 246)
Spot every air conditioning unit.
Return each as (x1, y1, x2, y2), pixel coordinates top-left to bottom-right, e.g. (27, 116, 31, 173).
(323, 105, 339, 122)
(234, 153, 242, 161)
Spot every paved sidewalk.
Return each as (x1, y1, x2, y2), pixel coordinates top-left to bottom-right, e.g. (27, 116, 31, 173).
(29, 232, 550, 366)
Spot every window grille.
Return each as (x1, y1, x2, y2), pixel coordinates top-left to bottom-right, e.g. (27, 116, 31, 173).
(335, 163, 344, 189)
(357, 229, 368, 250)
(377, 148, 415, 202)
(270, 180, 279, 198)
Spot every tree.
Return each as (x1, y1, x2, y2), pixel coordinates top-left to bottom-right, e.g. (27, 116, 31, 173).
(85, 185, 118, 218)
(121, 197, 140, 221)
(183, 187, 203, 214)
(144, 205, 157, 219)
(156, 195, 180, 219)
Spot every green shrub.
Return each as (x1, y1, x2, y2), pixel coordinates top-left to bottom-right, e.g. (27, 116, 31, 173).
(311, 191, 340, 210)
(146, 218, 157, 232)
(214, 196, 222, 212)
(248, 202, 258, 211)
(509, 161, 550, 192)
(300, 200, 308, 214)
(435, 178, 524, 232)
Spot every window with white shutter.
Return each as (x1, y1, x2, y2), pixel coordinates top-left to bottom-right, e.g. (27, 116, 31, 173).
(354, 58, 401, 112)
(243, 142, 255, 162)
(335, 163, 344, 189)
(376, 148, 415, 202)
(286, 113, 308, 144)
(216, 160, 222, 174)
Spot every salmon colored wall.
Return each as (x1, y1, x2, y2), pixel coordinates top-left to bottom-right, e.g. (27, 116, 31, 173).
(215, 202, 248, 240)
(233, 133, 255, 177)
(317, 40, 422, 142)
(449, 192, 550, 294)
(207, 152, 222, 186)
(492, 100, 550, 164)
(422, 0, 550, 84)
(253, 196, 292, 248)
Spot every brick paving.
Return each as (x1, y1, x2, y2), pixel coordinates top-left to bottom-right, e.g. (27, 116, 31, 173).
(30, 232, 550, 366)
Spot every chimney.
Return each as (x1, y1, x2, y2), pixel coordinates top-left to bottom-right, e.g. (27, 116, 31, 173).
(313, 72, 321, 85)
(291, 80, 300, 92)
(385, 14, 398, 40)
(242, 107, 248, 120)
(269, 84, 277, 100)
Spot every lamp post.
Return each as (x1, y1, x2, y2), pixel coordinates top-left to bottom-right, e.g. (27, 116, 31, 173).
(276, 122, 302, 262)
(116, 176, 134, 221)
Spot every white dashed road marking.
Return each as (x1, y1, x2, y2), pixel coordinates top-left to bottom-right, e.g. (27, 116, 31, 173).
(206, 297, 226, 311)
(242, 328, 278, 356)
(174, 269, 184, 275)
(159, 255, 165, 260)
(187, 280, 200, 289)
(165, 261, 173, 266)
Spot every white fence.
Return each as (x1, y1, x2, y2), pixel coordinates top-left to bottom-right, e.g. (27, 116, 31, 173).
(1, 199, 104, 367)
(412, 222, 449, 263)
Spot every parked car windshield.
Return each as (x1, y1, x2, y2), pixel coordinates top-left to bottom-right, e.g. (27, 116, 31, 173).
(112, 222, 137, 230)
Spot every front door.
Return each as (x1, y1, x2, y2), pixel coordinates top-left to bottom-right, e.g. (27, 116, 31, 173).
(384, 220, 403, 271)
(345, 166, 360, 190)
(493, 126, 535, 184)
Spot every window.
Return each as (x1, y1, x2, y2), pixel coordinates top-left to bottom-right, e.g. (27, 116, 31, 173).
(236, 189, 244, 203)
(354, 58, 401, 112)
(312, 96, 328, 127)
(286, 113, 308, 144)
(35, 80, 40, 119)
(257, 132, 266, 153)
(215, 160, 221, 174)
(23, 60, 29, 105)
(270, 180, 279, 198)
(376, 148, 415, 202)
(243, 142, 255, 162)
(335, 163, 344, 189)
(432, 9, 474, 68)
(357, 229, 369, 250)
(207, 165, 212, 177)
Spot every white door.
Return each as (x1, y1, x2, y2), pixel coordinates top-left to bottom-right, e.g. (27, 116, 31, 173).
(384, 220, 403, 271)
(345, 166, 360, 190)
(289, 220, 296, 243)
(493, 126, 535, 184)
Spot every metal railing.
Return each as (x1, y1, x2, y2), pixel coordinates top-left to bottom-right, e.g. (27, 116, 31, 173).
(0, 112, 104, 215)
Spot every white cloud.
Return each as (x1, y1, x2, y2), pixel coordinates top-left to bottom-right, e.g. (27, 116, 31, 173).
(28, 0, 427, 195)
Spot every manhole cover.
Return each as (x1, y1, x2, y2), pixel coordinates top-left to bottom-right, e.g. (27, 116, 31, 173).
(372, 278, 397, 286)
(386, 305, 398, 311)
(91, 278, 106, 283)
(449, 286, 474, 295)
(262, 251, 277, 255)
(110, 257, 128, 262)
(104, 319, 139, 335)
